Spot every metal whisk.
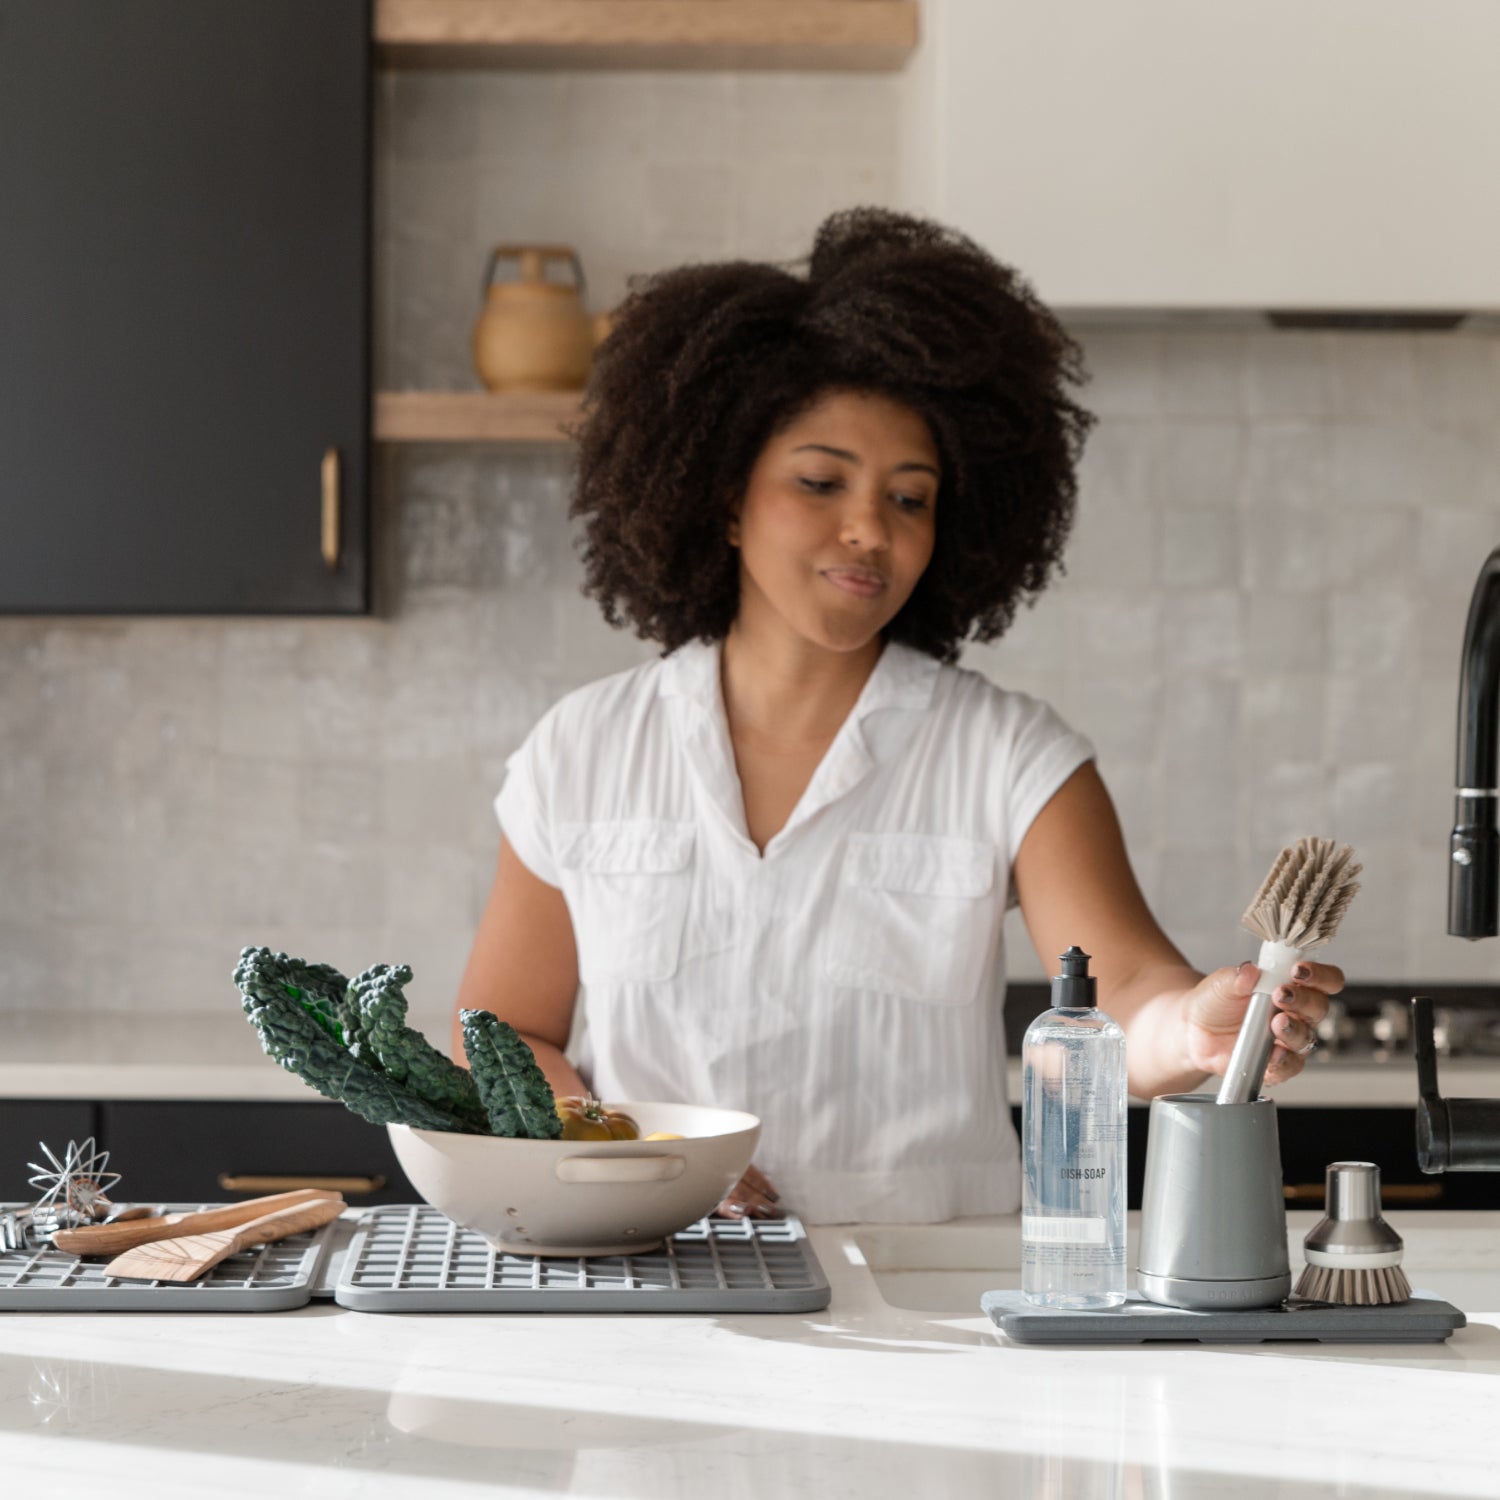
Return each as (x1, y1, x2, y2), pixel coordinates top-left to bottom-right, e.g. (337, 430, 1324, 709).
(0, 1138, 124, 1251)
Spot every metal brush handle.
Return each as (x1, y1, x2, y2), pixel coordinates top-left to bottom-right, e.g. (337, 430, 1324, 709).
(1217, 940, 1302, 1105)
(1303, 1161, 1403, 1262)
(1218, 991, 1277, 1105)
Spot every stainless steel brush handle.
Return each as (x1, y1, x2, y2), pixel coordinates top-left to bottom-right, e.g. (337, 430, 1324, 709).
(1325, 1161, 1381, 1222)
(1217, 990, 1277, 1105)
(1303, 1163, 1404, 1264)
(1216, 940, 1303, 1106)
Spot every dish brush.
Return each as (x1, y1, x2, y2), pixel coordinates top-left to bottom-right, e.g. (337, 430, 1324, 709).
(1295, 1161, 1411, 1305)
(1217, 836, 1362, 1106)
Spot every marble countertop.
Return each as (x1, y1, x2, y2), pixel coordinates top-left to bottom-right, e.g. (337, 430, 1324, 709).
(2, 1209, 1499, 1497)
(3, 1011, 1497, 1108)
(0, 1012, 331, 1101)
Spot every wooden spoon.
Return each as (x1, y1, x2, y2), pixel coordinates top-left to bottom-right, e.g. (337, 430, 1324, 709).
(52, 1188, 340, 1256)
(103, 1196, 345, 1283)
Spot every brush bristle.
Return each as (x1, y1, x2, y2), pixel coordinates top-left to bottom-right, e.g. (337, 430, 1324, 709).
(1294, 1262, 1411, 1305)
(1242, 836, 1363, 949)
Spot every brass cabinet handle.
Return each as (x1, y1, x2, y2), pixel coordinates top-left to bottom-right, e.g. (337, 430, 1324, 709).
(1283, 1181, 1442, 1203)
(320, 447, 340, 569)
(218, 1172, 385, 1195)
(1375, 1182, 1445, 1203)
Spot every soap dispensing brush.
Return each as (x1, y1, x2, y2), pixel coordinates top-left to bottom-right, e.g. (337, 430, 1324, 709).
(1295, 1161, 1411, 1305)
(1217, 837, 1363, 1107)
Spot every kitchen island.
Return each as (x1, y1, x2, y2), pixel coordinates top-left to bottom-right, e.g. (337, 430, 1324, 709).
(2, 1210, 1499, 1497)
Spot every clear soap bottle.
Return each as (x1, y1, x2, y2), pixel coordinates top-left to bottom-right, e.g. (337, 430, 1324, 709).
(1021, 945, 1127, 1308)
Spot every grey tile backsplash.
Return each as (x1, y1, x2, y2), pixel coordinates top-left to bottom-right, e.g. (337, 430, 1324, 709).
(2, 69, 1497, 1035)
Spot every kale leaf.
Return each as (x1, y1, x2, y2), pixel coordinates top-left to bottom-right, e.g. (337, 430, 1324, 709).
(461, 1008, 562, 1140)
(234, 947, 561, 1140)
(351, 962, 488, 1132)
(282, 956, 357, 1047)
(234, 946, 478, 1133)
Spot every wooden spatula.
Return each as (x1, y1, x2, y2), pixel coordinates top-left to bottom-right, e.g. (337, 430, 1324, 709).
(52, 1188, 341, 1256)
(102, 1195, 346, 1282)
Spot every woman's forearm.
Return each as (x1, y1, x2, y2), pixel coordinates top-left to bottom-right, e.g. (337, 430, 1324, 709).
(449, 1013, 590, 1100)
(518, 1031, 590, 1099)
(1114, 964, 1213, 1099)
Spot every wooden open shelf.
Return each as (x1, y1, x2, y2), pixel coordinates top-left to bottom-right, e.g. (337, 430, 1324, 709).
(372, 4, 919, 439)
(375, 389, 583, 442)
(375, 0, 918, 71)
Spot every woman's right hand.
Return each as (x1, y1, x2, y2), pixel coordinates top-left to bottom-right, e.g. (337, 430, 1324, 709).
(714, 1162, 780, 1219)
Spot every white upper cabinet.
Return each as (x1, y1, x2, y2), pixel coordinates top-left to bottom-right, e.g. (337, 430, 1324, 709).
(897, 0, 1500, 313)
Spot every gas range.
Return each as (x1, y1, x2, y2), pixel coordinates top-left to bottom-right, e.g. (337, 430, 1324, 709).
(1311, 985, 1500, 1065)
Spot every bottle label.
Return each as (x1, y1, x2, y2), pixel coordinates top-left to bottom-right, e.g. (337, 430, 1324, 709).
(1022, 1214, 1106, 1245)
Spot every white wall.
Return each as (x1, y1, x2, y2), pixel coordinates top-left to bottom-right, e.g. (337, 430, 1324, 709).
(0, 66, 1495, 1043)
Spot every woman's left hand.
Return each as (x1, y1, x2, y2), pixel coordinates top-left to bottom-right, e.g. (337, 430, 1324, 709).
(1182, 959, 1344, 1087)
(714, 1162, 781, 1219)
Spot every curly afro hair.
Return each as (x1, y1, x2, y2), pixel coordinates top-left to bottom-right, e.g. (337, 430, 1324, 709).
(564, 206, 1095, 664)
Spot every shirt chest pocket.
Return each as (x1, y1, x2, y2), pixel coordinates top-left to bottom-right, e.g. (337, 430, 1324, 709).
(556, 820, 695, 986)
(825, 833, 999, 1005)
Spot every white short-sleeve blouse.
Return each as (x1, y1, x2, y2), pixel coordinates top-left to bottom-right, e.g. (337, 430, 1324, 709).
(495, 637, 1094, 1225)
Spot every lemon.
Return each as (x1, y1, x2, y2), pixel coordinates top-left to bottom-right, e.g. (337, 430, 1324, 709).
(643, 1131, 685, 1141)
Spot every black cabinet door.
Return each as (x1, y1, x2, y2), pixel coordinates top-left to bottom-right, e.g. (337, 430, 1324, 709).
(0, 0, 371, 613)
(98, 1101, 415, 1206)
(1277, 1106, 1500, 1210)
(0, 1101, 100, 1201)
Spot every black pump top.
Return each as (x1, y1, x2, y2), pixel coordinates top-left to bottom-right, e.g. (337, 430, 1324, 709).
(1050, 945, 1097, 1009)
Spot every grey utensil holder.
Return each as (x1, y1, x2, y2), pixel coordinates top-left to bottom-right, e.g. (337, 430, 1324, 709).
(1137, 1092, 1291, 1311)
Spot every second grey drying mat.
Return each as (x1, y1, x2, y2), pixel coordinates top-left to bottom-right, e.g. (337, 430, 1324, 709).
(0, 1203, 339, 1312)
(982, 1289, 1467, 1344)
(335, 1203, 831, 1313)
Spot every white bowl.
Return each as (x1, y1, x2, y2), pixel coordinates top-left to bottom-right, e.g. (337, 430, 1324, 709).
(387, 1101, 760, 1257)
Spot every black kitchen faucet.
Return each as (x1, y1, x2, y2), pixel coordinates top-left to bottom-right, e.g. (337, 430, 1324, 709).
(1450, 544, 1500, 938)
(1414, 996, 1500, 1172)
(1413, 545, 1500, 1174)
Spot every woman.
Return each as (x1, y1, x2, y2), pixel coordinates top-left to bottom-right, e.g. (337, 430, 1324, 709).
(451, 207, 1341, 1225)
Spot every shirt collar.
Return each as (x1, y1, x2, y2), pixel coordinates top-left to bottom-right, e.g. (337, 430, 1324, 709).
(658, 635, 941, 855)
(657, 635, 940, 725)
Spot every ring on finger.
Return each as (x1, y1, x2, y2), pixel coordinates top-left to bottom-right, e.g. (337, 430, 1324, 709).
(1297, 1034, 1318, 1057)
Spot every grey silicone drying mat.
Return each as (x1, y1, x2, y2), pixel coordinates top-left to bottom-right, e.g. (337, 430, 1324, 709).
(334, 1203, 831, 1313)
(0, 1202, 340, 1312)
(981, 1289, 1467, 1344)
